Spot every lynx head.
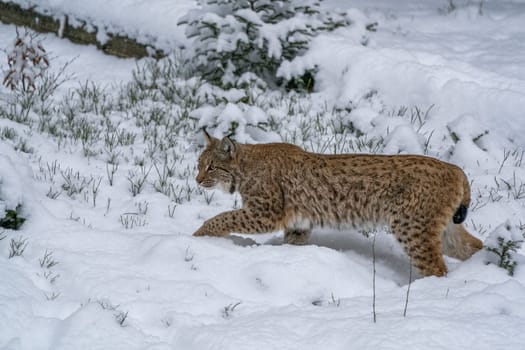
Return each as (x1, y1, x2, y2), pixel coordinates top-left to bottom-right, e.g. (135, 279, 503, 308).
(195, 128, 238, 193)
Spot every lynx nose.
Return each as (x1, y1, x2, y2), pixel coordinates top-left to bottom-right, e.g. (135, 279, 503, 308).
(195, 172, 204, 184)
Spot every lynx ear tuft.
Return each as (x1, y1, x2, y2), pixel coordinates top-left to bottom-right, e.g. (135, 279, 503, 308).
(219, 136, 236, 159)
(202, 127, 213, 145)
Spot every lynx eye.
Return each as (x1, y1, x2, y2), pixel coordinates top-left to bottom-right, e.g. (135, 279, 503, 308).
(207, 164, 216, 171)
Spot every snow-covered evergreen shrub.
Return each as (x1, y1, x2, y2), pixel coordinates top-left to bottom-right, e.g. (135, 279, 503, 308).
(0, 188, 26, 230)
(0, 154, 28, 231)
(0, 206, 25, 230)
(191, 102, 277, 142)
(0, 196, 26, 231)
(178, 0, 351, 89)
(485, 222, 524, 276)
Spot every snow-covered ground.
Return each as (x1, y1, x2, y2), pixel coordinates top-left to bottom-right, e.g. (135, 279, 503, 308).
(1, 1, 525, 349)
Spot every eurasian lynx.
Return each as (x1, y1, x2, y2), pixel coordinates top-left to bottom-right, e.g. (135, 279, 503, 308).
(193, 130, 483, 277)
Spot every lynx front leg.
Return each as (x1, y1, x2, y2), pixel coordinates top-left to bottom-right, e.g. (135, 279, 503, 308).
(193, 209, 280, 237)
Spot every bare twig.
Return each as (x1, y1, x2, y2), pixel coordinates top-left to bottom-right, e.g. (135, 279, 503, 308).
(372, 233, 377, 323)
(403, 258, 413, 317)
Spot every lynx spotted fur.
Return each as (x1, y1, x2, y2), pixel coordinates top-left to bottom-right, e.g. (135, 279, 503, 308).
(193, 130, 483, 277)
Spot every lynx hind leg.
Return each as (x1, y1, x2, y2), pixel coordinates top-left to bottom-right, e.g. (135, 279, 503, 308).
(391, 217, 448, 277)
(442, 222, 483, 260)
(284, 228, 311, 245)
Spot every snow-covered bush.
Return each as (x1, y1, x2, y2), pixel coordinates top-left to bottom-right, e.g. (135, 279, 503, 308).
(0, 205, 25, 230)
(2, 28, 49, 93)
(191, 102, 278, 142)
(1, 29, 72, 126)
(485, 222, 524, 276)
(0, 154, 27, 231)
(178, 0, 351, 89)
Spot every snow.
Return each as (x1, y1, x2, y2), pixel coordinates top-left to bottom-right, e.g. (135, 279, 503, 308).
(10, 0, 194, 51)
(384, 125, 424, 154)
(0, 147, 31, 216)
(1, 1, 525, 349)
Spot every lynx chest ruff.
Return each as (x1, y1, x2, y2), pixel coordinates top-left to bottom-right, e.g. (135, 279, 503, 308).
(193, 131, 483, 277)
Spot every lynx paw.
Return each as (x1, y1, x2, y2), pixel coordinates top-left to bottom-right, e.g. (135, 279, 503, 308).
(193, 227, 210, 237)
(283, 229, 311, 245)
(192, 225, 226, 237)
